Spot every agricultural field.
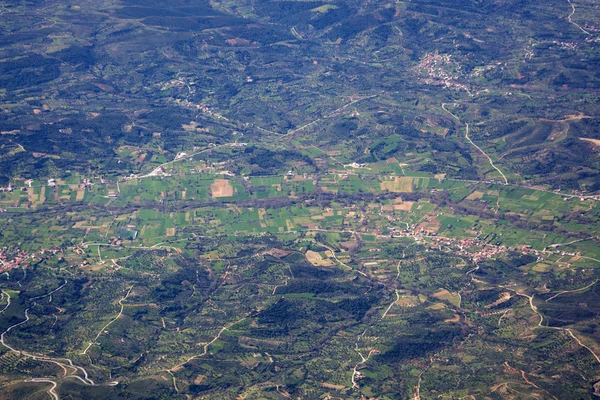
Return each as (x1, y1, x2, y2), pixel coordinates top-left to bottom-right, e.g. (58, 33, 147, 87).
(1, 157, 600, 398)
(1, 0, 600, 399)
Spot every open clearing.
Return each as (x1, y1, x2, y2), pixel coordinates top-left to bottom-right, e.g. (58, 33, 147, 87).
(380, 177, 413, 193)
(466, 191, 484, 200)
(433, 289, 461, 307)
(306, 250, 323, 264)
(532, 263, 551, 272)
(211, 179, 234, 198)
(321, 383, 346, 390)
(394, 201, 414, 211)
(306, 250, 335, 266)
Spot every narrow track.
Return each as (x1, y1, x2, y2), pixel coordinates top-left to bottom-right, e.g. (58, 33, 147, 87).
(442, 103, 508, 184)
(81, 286, 134, 355)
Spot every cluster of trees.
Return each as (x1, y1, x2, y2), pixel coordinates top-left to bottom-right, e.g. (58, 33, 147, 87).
(241, 146, 315, 175)
(0, 54, 60, 91)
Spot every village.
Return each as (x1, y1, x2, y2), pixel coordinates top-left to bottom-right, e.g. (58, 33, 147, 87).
(0, 246, 64, 274)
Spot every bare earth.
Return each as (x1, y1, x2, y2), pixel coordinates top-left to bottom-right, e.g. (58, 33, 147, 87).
(580, 138, 600, 149)
(211, 179, 234, 197)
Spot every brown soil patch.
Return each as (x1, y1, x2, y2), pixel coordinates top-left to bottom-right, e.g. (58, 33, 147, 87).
(211, 179, 234, 197)
(226, 38, 252, 46)
(166, 228, 176, 237)
(466, 190, 484, 201)
(267, 248, 292, 258)
(240, 359, 260, 368)
(540, 113, 592, 122)
(416, 217, 441, 234)
(340, 241, 359, 251)
(593, 381, 600, 397)
(193, 375, 206, 385)
(396, 296, 419, 307)
(503, 362, 520, 376)
(171, 365, 185, 373)
(94, 83, 115, 92)
(433, 289, 450, 298)
(306, 250, 334, 266)
(135, 153, 147, 163)
(286, 219, 294, 230)
(433, 289, 461, 307)
(393, 201, 414, 211)
(444, 313, 460, 323)
(486, 292, 511, 308)
(426, 303, 446, 310)
(321, 383, 346, 390)
(306, 250, 323, 263)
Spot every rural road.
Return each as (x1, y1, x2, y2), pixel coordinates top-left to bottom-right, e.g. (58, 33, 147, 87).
(442, 103, 508, 185)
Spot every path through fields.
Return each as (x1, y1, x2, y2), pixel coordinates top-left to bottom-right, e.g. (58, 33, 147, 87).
(442, 103, 508, 185)
(567, 0, 590, 35)
(81, 286, 134, 355)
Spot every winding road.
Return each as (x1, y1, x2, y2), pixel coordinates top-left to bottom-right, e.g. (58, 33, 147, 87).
(381, 289, 400, 319)
(28, 378, 59, 400)
(0, 289, 10, 314)
(167, 317, 248, 376)
(545, 279, 598, 302)
(0, 281, 130, 392)
(442, 103, 508, 185)
(271, 94, 380, 140)
(0, 307, 95, 386)
(500, 285, 600, 365)
(567, 0, 590, 35)
(81, 286, 134, 355)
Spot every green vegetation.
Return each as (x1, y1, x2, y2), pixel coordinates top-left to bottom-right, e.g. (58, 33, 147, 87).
(1, 0, 600, 398)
